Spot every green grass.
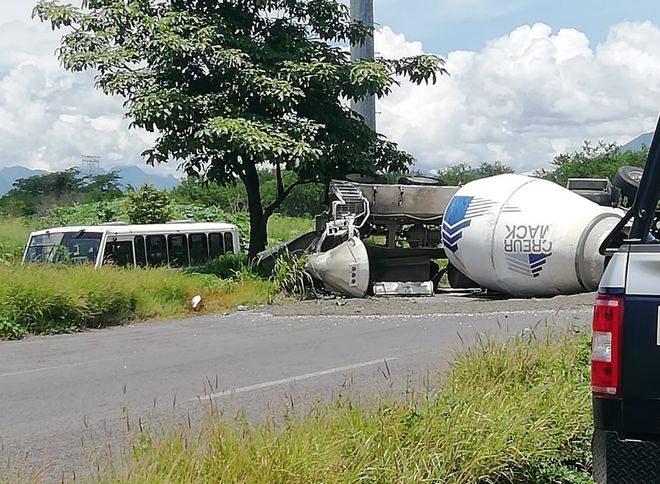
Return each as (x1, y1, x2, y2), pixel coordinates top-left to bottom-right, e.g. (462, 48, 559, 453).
(267, 214, 314, 245)
(100, 328, 593, 484)
(0, 264, 275, 339)
(0, 218, 31, 262)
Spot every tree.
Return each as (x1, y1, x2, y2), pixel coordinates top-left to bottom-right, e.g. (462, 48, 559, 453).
(538, 141, 647, 187)
(172, 176, 249, 213)
(436, 161, 514, 186)
(125, 184, 173, 224)
(0, 167, 123, 216)
(83, 171, 123, 201)
(35, 0, 447, 258)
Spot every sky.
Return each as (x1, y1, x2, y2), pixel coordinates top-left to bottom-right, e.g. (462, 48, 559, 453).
(1, 1, 660, 176)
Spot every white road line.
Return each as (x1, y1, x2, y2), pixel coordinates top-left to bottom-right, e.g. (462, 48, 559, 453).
(0, 355, 128, 378)
(194, 358, 395, 402)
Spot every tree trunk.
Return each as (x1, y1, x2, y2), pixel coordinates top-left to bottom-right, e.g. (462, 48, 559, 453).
(242, 160, 268, 260)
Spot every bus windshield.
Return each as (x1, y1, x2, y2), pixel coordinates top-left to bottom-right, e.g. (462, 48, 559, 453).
(24, 231, 102, 265)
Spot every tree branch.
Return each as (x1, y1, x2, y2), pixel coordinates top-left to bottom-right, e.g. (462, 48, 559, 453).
(263, 178, 313, 219)
(275, 161, 284, 199)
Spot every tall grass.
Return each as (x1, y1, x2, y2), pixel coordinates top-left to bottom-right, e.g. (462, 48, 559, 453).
(0, 265, 275, 339)
(101, 329, 593, 484)
(0, 218, 31, 262)
(268, 214, 314, 245)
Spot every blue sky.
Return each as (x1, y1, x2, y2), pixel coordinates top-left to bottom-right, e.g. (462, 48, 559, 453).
(375, 0, 660, 54)
(1, 0, 660, 174)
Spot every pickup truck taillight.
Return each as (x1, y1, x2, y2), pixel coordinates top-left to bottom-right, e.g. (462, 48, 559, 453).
(592, 295, 623, 397)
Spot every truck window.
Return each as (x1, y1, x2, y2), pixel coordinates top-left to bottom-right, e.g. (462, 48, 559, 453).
(146, 235, 167, 266)
(209, 232, 225, 260)
(168, 234, 190, 267)
(103, 240, 134, 267)
(189, 233, 208, 266)
(134, 235, 147, 267)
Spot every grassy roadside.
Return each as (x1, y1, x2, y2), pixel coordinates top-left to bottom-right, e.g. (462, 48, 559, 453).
(99, 329, 593, 484)
(0, 215, 311, 340)
(0, 264, 275, 340)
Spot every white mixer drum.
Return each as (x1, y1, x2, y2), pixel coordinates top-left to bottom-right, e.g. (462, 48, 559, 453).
(442, 174, 623, 297)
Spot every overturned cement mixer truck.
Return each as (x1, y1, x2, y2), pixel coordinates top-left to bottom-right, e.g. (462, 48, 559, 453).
(258, 167, 646, 298)
(441, 174, 624, 297)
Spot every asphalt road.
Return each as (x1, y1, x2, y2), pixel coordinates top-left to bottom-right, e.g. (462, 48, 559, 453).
(0, 293, 594, 482)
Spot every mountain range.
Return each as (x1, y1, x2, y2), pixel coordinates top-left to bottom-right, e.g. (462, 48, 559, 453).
(1, 132, 655, 197)
(0, 165, 180, 196)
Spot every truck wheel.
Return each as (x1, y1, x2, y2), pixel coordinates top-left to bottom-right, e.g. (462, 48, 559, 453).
(613, 166, 643, 199)
(447, 263, 479, 289)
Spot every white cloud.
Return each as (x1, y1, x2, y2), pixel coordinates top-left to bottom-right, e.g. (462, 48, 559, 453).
(375, 22, 660, 173)
(0, 3, 172, 175)
(0, 6, 659, 177)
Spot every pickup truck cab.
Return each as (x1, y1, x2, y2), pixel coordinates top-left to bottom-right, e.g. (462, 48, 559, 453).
(592, 121, 660, 482)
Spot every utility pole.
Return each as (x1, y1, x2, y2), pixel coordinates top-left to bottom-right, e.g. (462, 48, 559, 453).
(81, 155, 100, 175)
(350, 0, 376, 131)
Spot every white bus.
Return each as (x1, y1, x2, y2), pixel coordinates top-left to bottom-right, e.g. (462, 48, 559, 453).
(22, 222, 240, 268)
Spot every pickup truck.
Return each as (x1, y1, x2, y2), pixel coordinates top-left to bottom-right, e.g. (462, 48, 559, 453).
(592, 120, 660, 482)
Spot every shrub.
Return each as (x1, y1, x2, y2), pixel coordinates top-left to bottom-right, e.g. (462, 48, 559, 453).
(124, 184, 173, 224)
(270, 250, 315, 298)
(189, 253, 250, 280)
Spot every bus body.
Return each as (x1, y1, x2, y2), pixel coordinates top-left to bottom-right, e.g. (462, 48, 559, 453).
(22, 222, 240, 269)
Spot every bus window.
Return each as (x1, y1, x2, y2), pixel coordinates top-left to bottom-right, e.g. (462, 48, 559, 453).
(168, 234, 190, 267)
(189, 233, 208, 266)
(224, 232, 234, 253)
(103, 240, 134, 267)
(146, 235, 167, 266)
(134, 235, 147, 267)
(209, 233, 225, 260)
(25, 231, 102, 265)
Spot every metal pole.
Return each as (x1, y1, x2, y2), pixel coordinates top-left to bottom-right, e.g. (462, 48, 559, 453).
(350, 0, 376, 131)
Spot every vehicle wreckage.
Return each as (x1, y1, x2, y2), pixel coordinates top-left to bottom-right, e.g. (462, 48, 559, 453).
(258, 166, 645, 298)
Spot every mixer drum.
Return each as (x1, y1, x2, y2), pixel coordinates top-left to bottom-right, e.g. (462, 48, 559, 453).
(442, 174, 623, 297)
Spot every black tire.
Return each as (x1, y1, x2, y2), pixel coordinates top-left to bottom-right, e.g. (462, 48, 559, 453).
(613, 166, 643, 199)
(344, 173, 385, 184)
(447, 263, 479, 289)
(397, 175, 447, 186)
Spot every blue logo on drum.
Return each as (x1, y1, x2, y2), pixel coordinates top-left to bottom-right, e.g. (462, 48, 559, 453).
(442, 196, 496, 253)
(505, 252, 552, 278)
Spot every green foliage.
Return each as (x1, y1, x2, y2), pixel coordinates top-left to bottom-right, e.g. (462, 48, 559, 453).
(35, 0, 448, 257)
(172, 177, 249, 213)
(124, 184, 174, 224)
(437, 161, 515, 186)
(259, 170, 325, 217)
(538, 141, 648, 187)
(173, 171, 325, 218)
(0, 167, 122, 217)
(267, 214, 315, 245)
(47, 198, 127, 226)
(270, 250, 315, 298)
(0, 219, 31, 263)
(188, 253, 250, 280)
(0, 264, 275, 340)
(101, 328, 592, 483)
